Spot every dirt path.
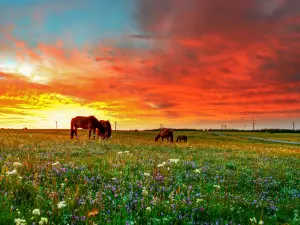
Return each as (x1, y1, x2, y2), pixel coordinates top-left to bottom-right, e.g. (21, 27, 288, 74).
(211, 132, 300, 145)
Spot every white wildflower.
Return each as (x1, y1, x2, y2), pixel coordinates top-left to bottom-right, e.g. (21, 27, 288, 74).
(57, 201, 67, 209)
(146, 207, 151, 212)
(259, 220, 264, 225)
(6, 169, 17, 175)
(117, 151, 123, 155)
(124, 151, 130, 154)
(144, 172, 151, 177)
(213, 185, 221, 191)
(157, 161, 166, 167)
(196, 198, 203, 203)
(52, 162, 60, 166)
(194, 169, 201, 173)
(13, 162, 22, 167)
(32, 209, 40, 216)
(39, 217, 48, 225)
(169, 158, 180, 164)
(14, 218, 27, 225)
(142, 188, 148, 197)
(60, 183, 65, 188)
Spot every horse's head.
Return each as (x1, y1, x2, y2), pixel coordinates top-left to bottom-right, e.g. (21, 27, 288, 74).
(154, 135, 160, 142)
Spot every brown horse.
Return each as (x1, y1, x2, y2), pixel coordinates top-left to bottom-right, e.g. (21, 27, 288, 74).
(155, 128, 174, 143)
(176, 135, 187, 143)
(97, 120, 112, 139)
(70, 116, 102, 140)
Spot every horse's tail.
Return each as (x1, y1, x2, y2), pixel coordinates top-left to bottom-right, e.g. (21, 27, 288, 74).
(170, 130, 174, 143)
(70, 119, 74, 139)
(106, 121, 112, 138)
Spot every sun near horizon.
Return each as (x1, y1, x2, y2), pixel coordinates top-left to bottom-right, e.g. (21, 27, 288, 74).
(1, 0, 300, 130)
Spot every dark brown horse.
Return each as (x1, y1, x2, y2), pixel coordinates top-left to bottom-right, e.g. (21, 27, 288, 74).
(97, 120, 112, 139)
(176, 135, 187, 143)
(155, 128, 174, 143)
(70, 116, 102, 140)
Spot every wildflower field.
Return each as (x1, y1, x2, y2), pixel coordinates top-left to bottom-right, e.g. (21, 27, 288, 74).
(0, 129, 299, 225)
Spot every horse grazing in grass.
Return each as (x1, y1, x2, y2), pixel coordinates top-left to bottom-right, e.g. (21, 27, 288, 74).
(176, 135, 187, 143)
(70, 116, 102, 140)
(97, 120, 112, 140)
(155, 128, 174, 143)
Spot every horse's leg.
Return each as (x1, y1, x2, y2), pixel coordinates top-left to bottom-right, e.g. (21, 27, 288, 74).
(74, 127, 78, 139)
(92, 129, 96, 140)
(89, 129, 92, 140)
(70, 123, 74, 139)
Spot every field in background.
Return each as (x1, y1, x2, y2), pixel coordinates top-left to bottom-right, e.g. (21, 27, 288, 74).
(0, 129, 299, 224)
(217, 131, 300, 142)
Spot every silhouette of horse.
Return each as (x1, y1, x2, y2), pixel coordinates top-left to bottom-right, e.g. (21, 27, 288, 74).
(70, 116, 102, 140)
(155, 128, 174, 143)
(97, 120, 112, 139)
(176, 135, 187, 143)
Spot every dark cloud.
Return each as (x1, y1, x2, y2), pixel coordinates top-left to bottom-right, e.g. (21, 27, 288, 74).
(136, 0, 300, 40)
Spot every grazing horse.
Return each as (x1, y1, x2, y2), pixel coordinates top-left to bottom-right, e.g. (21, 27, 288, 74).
(97, 120, 112, 139)
(70, 116, 102, 140)
(176, 135, 187, 143)
(155, 128, 174, 143)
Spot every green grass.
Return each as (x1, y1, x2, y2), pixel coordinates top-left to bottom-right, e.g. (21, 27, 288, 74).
(219, 131, 300, 142)
(0, 129, 299, 225)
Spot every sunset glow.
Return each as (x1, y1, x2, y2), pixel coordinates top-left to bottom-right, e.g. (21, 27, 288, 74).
(1, 0, 300, 129)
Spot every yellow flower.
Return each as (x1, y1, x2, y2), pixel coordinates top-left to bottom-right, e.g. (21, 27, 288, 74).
(88, 208, 99, 217)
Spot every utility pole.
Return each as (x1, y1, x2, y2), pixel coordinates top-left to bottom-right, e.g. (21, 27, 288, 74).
(55, 121, 58, 129)
(224, 124, 227, 130)
(292, 121, 295, 131)
(115, 121, 117, 131)
(160, 124, 163, 130)
(252, 118, 256, 131)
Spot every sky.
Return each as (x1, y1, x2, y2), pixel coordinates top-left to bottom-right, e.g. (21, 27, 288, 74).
(0, 0, 300, 130)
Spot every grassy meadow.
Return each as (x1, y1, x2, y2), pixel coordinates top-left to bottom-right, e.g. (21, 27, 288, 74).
(218, 132, 300, 143)
(0, 129, 299, 225)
